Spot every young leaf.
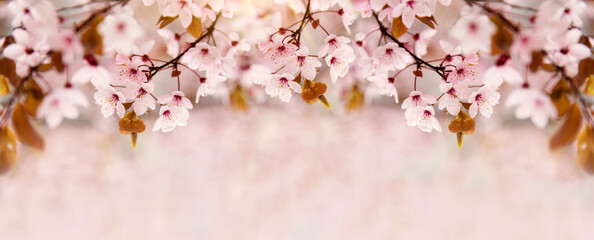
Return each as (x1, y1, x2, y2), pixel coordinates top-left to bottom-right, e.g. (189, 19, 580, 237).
(301, 80, 327, 101)
(346, 86, 364, 111)
(230, 87, 248, 112)
(23, 80, 45, 117)
(186, 17, 203, 38)
(416, 16, 437, 29)
(577, 126, 594, 174)
(130, 132, 138, 149)
(318, 95, 331, 109)
(528, 51, 543, 73)
(550, 104, 582, 150)
(118, 111, 146, 134)
(549, 79, 571, 117)
(0, 58, 18, 86)
(312, 19, 320, 29)
(575, 58, 594, 86)
(0, 126, 17, 175)
(392, 17, 408, 39)
(157, 15, 178, 29)
(80, 15, 104, 55)
(584, 75, 594, 96)
(12, 104, 45, 150)
(448, 111, 475, 134)
(490, 15, 514, 55)
(50, 51, 65, 72)
(0, 75, 9, 96)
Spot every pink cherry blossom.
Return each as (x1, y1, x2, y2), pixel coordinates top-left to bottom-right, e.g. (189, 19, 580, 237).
(127, 82, 156, 116)
(265, 73, 302, 102)
(438, 82, 463, 116)
(544, 29, 591, 77)
(446, 62, 478, 84)
(401, 91, 437, 110)
(157, 91, 194, 111)
(483, 55, 523, 88)
(405, 106, 442, 132)
(367, 74, 398, 103)
(318, 35, 351, 57)
(37, 87, 89, 128)
(391, 0, 432, 28)
(162, 0, 204, 28)
(413, 29, 437, 57)
(94, 86, 126, 118)
(506, 87, 557, 128)
(373, 42, 413, 75)
(3, 29, 49, 76)
(152, 106, 189, 132)
(284, 48, 322, 81)
(97, 12, 144, 55)
(196, 73, 227, 103)
(468, 86, 500, 118)
(71, 55, 112, 89)
(450, 9, 495, 54)
(157, 29, 184, 57)
(181, 43, 222, 72)
(325, 46, 356, 83)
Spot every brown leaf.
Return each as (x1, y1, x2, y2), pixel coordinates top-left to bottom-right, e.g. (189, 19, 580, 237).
(301, 80, 327, 101)
(23, 80, 45, 117)
(311, 19, 320, 29)
(391, 17, 408, 39)
(549, 79, 571, 117)
(575, 58, 594, 86)
(416, 16, 437, 29)
(157, 15, 178, 29)
(346, 86, 364, 112)
(171, 70, 181, 77)
(577, 126, 594, 174)
(0, 126, 18, 175)
(11, 104, 44, 150)
(186, 17, 203, 38)
(118, 111, 146, 134)
(0, 75, 9, 96)
(550, 104, 582, 150)
(413, 70, 423, 77)
(528, 51, 543, 73)
(448, 111, 476, 134)
(80, 15, 104, 55)
(51, 51, 65, 72)
(490, 15, 514, 55)
(0, 58, 19, 86)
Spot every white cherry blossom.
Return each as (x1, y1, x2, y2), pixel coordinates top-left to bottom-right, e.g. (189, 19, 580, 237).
(98, 12, 144, 55)
(157, 91, 194, 111)
(318, 34, 351, 57)
(37, 87, 89, 128)
(391, 0, 432, 28)
(284, 48, 322, 80)
(152, 106, 190, 132)
(405, 106, 442, 132)
(325, 46, 356, 83)
(506, 87, 557, 128)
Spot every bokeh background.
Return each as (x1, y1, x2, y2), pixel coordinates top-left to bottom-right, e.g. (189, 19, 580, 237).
(1, 0, 594, 239)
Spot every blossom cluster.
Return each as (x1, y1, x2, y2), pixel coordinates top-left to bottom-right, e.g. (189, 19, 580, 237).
(0, 0, 593, 173)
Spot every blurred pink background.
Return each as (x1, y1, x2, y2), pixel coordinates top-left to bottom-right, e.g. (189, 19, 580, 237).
(1, 104, 593, 239)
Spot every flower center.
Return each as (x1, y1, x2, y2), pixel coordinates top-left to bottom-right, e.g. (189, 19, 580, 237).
(84, 54, 99, 66)
(25, 48, 34, 55)
(560, 48, 569, 55)
(495, 54, 510, 66)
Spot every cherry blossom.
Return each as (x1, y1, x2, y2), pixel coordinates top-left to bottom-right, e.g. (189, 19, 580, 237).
(152, 106, 190, 132)
(157, 29, 184, 57)
(483, 54, 523, 88)
(468, 86, 500, 118)
(544, 29, 591, 77)
(265, 73, 302, 102)
(3, 29, 50, 76)
(284, 48, 322, 81)
(405, 106, 442, 132)
(401, 91, 437, 110)
(71, 55, 112, 89)
(264, 42, 298, 66)
(450, 8, 495, 54)
(413, 29, 437, 57)
(126, 83, 156, 116)
(157, 91, 194, 112)
(181, 43, 223, 72)
(391, 0, 432, 28)
(438, 83, 463, 116)
(98, 12, 144, 55)
(373, 42, 413, 75)
(162, 0, 204, 28)
(318, 35, 351, 57)
(506, 87, 557, 128)
(446, 62, 478, 84)
(37, 87, 89, 129)
(325, 46, 356, 83)
(367, 74, 398, 103)
(94, 86, 126, 118)
(196, 73, 227, 103)
(553, 0, 587, 27)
